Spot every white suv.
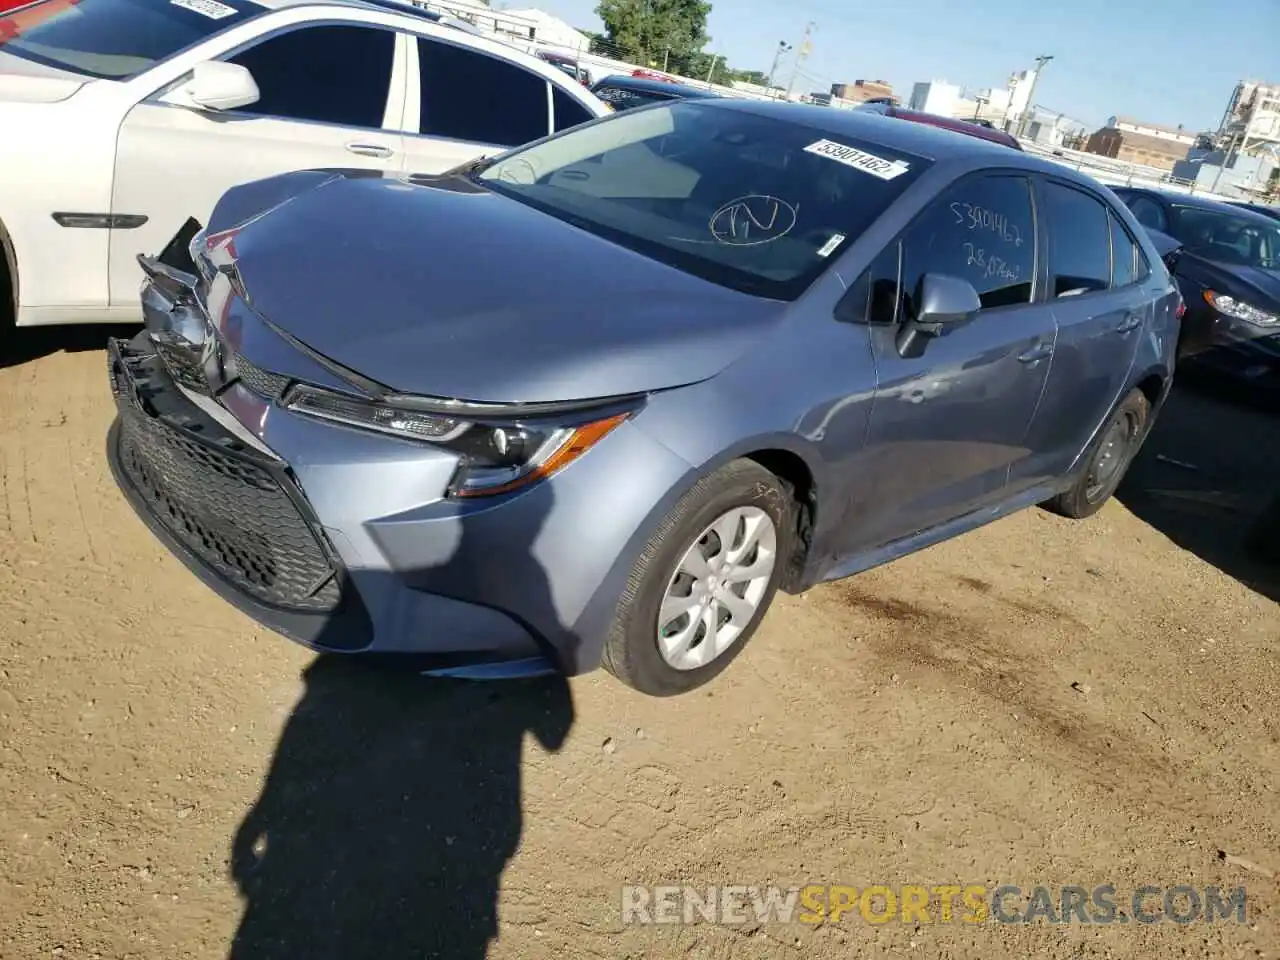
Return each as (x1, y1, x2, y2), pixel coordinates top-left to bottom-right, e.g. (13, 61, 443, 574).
(0, 0, 608, 336)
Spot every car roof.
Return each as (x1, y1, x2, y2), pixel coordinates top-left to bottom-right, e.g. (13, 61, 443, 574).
(252, 0, 462, 22)
(593, 74, 721, 97)
(1119, 186, 1280, 225)
(697, 98, 1084, 177)
(884, 105, 1021, 148)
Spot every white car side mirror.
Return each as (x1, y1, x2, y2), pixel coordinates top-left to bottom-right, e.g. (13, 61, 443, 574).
(184, 61, 259, 111)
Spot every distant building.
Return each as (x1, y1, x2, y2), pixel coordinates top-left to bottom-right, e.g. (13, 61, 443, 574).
(829, 80, 896, 104)
(503, 8, 590, 51)
(908, 71, 1037, 130)
(1084, 118, 1194, 172)
(909, 80, 962, 116)
(1107, 116, 1197, 147)
(1021, 108, 1088, 148)
(1219, 80, 1280, 149)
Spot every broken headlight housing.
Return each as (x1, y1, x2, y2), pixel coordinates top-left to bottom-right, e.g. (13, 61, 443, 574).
(284, 384, 631, 498)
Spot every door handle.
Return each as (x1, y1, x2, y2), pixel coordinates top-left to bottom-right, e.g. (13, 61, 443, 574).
(1017, 342, 1053, 363)
(1116, 312, 1144, 334)
(345, 142, 394, 159)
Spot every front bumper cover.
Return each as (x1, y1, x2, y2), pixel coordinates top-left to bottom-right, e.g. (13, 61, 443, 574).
(106, 331, 558, 677)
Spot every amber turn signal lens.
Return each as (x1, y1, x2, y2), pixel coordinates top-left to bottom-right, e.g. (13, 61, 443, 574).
(452, 412, 629, 498)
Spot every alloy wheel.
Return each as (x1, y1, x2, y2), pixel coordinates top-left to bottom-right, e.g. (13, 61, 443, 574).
(656, 506, 778, 671)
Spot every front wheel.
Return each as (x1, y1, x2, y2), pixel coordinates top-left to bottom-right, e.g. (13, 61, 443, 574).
(1046, 388, 1151, 520)
(602, 459, 793, 696)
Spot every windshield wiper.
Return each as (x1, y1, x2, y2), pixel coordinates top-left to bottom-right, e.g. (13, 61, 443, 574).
(446, 155, 498, 180)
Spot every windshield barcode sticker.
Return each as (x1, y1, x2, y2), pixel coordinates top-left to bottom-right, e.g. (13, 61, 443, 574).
(171, 0, 238, 19)
(816, 233, 845, 258)
(805, 140, 911, 180)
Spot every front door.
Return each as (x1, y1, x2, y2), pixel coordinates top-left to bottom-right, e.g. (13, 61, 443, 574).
(1014, 180, 1147, 485)
(109, 23, 405, 306)
(837, 173, 1056, 555)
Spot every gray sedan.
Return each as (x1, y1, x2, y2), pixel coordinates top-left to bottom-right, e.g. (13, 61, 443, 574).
(106, 99, 1181, 696)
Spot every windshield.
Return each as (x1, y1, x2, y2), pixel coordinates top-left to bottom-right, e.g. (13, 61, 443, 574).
(476, 102, 930, 299)
(1168, 205, 1280, 269)
(0, 0, 261, 80)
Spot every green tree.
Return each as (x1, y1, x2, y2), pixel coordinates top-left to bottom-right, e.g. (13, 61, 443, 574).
(595, 0, 711, 70)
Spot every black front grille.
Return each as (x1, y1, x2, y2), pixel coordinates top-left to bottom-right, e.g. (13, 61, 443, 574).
(233, 353, 293, 400)
(154, 340, 208, 393)
(114, 387, 341, 613)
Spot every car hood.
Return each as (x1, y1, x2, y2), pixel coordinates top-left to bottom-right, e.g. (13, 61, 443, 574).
(1181, 253, 1280, 309)
(0, 51, 88, 101)
(216, 170, 787, 404)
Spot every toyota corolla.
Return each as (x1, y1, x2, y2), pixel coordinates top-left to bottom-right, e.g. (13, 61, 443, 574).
(106, 100, 1181, 696)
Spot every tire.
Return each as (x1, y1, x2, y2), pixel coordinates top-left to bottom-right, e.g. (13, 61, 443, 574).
(0, 254, 13, 360)
(601, 458, 794, 696)
(1046, 388, 1151, 520)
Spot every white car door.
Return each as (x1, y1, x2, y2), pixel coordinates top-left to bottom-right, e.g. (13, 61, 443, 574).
(398, 32, 601, 176)
(108, 22, 408, 307)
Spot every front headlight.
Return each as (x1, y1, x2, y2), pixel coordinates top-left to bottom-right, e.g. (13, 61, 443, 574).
(1204, 290, 1279, 326)
(284, 385, 630, 498)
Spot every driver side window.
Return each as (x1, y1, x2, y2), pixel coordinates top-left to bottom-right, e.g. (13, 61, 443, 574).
(900, 175, 1036, 314)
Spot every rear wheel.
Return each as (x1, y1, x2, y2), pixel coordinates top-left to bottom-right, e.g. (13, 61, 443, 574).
(602, 459, 793, 696)
(1046, 388, 1151, 519)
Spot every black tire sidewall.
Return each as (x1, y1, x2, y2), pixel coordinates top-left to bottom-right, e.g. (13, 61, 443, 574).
(609, 461, 792, 696)
(1059, 389, 1151, 518)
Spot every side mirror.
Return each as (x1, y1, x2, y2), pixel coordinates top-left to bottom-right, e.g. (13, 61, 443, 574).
(184, 61, 259, 112)
(914, 272, 981, 332)
(896, 273, 980, 359)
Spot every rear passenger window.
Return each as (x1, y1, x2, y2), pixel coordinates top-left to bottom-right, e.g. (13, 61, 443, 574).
(1126, 195, 1167, 233)
(1044, 182, 1112, 297)
(1109, 212, 1138, 287)
(417, 38, 549, 146)
(899, 175, 1035, 312)
(552, 86, 593, 131)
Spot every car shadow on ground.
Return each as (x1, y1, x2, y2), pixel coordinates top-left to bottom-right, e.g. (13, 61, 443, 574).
(1, 323, 138, 370)
(1118, 378, 1280, 604)
(228, 481, 576, 959)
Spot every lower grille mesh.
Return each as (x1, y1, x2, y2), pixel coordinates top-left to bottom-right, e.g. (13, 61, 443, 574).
(116, 407, 340, 612)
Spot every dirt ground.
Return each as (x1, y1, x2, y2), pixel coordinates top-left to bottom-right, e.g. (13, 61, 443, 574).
(2, 329, 1279, 960)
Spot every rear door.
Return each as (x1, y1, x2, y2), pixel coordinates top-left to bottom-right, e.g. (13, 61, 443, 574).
(399, 34, 591, 175)
(837, 172, 1057, 554)
(109, 22, 405, 306)
(1015, 179, 1147, 483)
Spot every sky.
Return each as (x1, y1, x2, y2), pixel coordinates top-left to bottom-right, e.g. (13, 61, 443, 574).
(513, 0, 1279, 132)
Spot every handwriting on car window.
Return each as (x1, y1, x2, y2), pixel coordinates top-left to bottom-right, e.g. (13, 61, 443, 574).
(951, 201, 1024, 247)
(964, 242, 1021, 283)
(709, 195, 798, 246)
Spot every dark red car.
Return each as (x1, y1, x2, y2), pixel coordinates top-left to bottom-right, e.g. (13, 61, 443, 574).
(858, 101, 1022, 150)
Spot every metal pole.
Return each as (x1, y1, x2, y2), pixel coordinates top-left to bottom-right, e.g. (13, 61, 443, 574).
(705, 54, 719, 85)
(1211, 131, 1240, 194)
(1015, 55, 1052, 140)
(766, 41, 789, 91)
(785, 21, 814, 100)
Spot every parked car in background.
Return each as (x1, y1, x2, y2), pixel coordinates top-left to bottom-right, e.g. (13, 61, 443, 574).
(535, 48, 593, 86)
(108, 100, 1178, 696)
(1112, 187, 1280, 399)
(631, 68, 677, 83)
(0, 0, 607, 343)
(589, 73, 721, 111)
(857, 100, 1022, 150)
